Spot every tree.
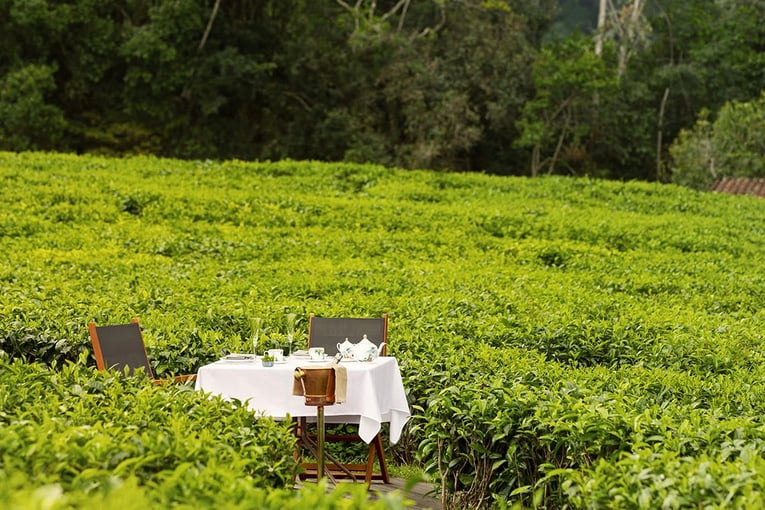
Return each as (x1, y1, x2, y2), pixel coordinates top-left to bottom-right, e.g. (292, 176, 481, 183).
(670, 91, 765, 190)
(574, 0, 765, 182)
(515, 35, 617, 176)
(595, 0, 650, 76)
(0, 64, 65, 150)
(321, 0, 550, 173)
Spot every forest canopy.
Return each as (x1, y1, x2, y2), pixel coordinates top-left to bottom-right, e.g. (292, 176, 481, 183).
(0, 0, 763, 183)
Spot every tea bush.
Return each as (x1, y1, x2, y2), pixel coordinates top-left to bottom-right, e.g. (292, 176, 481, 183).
(564, 448, 765, 509)
(0, 355, 296, 490)
(3, 151, 765, 508)
(0, 471, 411, 510)
(0, 356, 415, 508)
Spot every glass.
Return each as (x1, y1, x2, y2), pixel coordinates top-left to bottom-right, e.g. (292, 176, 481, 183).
(250, 317, 263, 357)
(285, 313, 296, 356)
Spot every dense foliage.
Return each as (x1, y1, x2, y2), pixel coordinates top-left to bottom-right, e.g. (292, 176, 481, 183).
(0, 357, 410, 510)
(1, 355, 411, 508)
(670, 90, 765, 189)
(0, 0, 763, 181)
(3, 152, 765, 508)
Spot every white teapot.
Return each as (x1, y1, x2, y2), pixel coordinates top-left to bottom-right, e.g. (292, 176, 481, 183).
(351, 334, 386, 362)
(336, 338, 355, 359)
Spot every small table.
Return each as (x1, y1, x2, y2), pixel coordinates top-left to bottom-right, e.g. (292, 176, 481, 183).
(195, 356, 411, 482)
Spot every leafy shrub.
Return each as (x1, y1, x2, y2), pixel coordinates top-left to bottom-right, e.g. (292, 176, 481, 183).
(0, 65, 65, 151)
(670, 91, 765, 189)
(0, 356, 298, 503)
(0, 471, 411, 510)
(563, 448, 765, 509)
(3, 152, 765, 508)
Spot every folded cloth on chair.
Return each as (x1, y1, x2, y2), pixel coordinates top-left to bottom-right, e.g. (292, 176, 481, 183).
(292, 364, 348, 403)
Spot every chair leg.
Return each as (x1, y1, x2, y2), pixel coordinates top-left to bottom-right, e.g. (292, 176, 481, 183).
(374, 433, 390, 483)
(364, 441, 375, 486)
(364, 432, 390, 485)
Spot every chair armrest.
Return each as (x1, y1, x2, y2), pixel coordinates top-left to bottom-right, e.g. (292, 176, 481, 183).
(152, 374, 197, 385)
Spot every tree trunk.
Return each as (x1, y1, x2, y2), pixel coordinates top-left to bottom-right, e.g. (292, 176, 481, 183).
(656, 87, 670, 181)
(595, 0, 607, 57)
(198, 0, 222, 52)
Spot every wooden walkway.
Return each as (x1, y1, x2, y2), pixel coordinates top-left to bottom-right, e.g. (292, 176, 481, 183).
(295, 477, 442, 509)
(369, 478, 442, 510)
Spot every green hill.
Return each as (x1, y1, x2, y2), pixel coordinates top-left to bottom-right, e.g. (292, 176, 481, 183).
(2, 151, 765, 508)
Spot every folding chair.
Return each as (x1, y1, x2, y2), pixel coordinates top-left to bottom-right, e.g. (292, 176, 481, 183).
(297, 313, 390, 484)
(88, 318, 195, 384)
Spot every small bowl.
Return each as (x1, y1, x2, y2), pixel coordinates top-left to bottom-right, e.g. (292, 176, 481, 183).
(261, 360, 274, 367)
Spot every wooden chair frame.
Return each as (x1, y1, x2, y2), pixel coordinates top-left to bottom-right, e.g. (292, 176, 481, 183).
(88, 318, 195, 384)
(299, 313, 391, 485)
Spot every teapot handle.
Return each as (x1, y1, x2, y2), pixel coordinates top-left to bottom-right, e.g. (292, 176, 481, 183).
(377, 341, 387, 354)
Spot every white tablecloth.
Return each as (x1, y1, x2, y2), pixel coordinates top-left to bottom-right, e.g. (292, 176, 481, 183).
(195, 356, 410, 444)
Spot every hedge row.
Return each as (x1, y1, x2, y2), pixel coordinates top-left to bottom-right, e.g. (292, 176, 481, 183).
(0, 355, 413, 509)
(3, 151, 765, 508)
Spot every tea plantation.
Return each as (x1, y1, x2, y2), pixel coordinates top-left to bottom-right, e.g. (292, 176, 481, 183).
(2, 151, 765, 509)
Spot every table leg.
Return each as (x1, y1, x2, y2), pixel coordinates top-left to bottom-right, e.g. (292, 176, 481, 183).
(297, 417, 358, 484)
(317, 406, 326, 480)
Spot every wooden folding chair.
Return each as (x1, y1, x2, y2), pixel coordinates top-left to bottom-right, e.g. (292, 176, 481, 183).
(88, 318, 195, 384)
(297, 313, 390, 485)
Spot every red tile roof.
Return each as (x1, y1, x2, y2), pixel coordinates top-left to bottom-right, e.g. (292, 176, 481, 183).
(711, 177, 765, 198)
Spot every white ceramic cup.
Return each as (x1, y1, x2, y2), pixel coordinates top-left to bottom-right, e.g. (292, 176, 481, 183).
(267, 348, 284, 362)
(309, 347, 325, 361)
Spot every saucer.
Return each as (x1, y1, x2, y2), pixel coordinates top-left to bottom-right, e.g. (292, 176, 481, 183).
(222, 354, 255, 362)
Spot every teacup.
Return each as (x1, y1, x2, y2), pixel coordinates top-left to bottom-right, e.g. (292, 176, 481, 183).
(267, 348, 284, 362)
(309, 347, 325, 361)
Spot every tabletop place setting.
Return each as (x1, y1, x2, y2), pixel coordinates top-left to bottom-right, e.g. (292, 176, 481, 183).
(217, 332, 387, 365)
(195, 314, 410, 485)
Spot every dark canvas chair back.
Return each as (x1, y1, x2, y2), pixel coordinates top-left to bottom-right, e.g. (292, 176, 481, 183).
(89, 320, 154, 377)
(308, 315, 388, 356)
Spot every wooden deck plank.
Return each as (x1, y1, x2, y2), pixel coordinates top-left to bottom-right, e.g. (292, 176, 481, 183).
(369, 478, 442, 510)
(294, 477, 442, 510)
